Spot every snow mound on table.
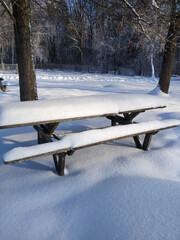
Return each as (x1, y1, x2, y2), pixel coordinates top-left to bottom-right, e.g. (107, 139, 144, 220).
(0, 93, 166, 128)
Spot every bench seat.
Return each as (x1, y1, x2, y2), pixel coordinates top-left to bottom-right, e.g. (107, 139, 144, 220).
(4, 119, 179, 166)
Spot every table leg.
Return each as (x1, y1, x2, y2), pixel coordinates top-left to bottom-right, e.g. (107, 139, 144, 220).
(53, 153, 66, 176)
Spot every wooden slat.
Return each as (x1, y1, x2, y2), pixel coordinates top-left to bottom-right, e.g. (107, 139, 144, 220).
(4, 121, 179, 165)
(4, 147, 71, 164)
(57, 123, 180, 152)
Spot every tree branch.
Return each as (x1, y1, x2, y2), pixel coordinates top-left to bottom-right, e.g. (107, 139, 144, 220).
(89, 0, 108, 8)
(0, 0, 16, 23)
(120, 0, 152, 42)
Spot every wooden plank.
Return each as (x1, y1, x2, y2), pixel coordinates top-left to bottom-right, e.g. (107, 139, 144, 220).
(34, 124, 64, 173)
(142, 131, 158, 150)
(0, 106, 166, 129)
(4, 147, 71, 164)
(4, 121, 179, 164)
(69, 124, 179, 152)
(0, 112, 119, 129)
(107, 115, 132, 125)
(41, 122, 59, 135)
(0, 81, 7, 92)
(123, 111, 142, 121)
(133, 136, 142, 149)
(142, 133, 153, 150)
(33, 125, 52, 144)
(111, 118, 117, 126)
(53, 153, 66, 176)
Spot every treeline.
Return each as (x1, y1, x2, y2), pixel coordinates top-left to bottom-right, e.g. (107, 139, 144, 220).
(0, 0, 179, 76)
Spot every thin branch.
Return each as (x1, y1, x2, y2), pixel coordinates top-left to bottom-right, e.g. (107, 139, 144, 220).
(0, 0, 16, 23)
(120, 0, 152, 42)
(89, 0, 108, 8)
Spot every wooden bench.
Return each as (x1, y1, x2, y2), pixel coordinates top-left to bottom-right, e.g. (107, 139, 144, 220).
(0, 93, 179, 176)
(0, 78, 7, 92)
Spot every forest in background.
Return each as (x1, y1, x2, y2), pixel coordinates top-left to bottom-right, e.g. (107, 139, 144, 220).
(0, 0, 179, 77)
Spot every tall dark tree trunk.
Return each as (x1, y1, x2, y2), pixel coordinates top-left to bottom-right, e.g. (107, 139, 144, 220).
(158, 0, 180, 94)
(12, 0, 38, 101)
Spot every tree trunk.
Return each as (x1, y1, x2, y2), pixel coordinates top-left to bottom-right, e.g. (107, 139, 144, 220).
(158, 0, 180, 94)
(12, 0, 38, 101)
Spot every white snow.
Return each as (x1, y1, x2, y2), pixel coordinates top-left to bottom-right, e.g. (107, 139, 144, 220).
(0, 93, 166, 128)
(3, 119, 180, 163)
(0, 70, 180, 240)
(151, 54, 155, 78)
(152, 0, 159, 9)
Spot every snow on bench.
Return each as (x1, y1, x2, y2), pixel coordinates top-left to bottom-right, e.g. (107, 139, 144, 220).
(0, 93, 166, 129)
(4, 120, 180, 171)
(1, 93, 178, 176)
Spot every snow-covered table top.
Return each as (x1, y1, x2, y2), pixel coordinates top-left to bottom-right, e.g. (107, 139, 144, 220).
(0, 93, 166, 129)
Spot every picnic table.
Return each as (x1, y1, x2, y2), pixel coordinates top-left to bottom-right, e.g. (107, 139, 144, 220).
(0, 93, 179, 176)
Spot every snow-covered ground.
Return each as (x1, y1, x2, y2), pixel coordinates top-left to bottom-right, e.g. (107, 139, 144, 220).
(0, 70, 180, 240)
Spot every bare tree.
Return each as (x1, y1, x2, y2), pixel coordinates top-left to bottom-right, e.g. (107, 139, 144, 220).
(158, 0, 180, 93)
(0, 0, 38, 101)
(0, 0, 179, 87)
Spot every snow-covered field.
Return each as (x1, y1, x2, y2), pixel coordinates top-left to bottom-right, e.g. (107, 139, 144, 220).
(0, 70, 180, 240)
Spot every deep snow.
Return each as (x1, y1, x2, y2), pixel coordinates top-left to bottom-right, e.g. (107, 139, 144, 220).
(0, 70, 180, 240)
